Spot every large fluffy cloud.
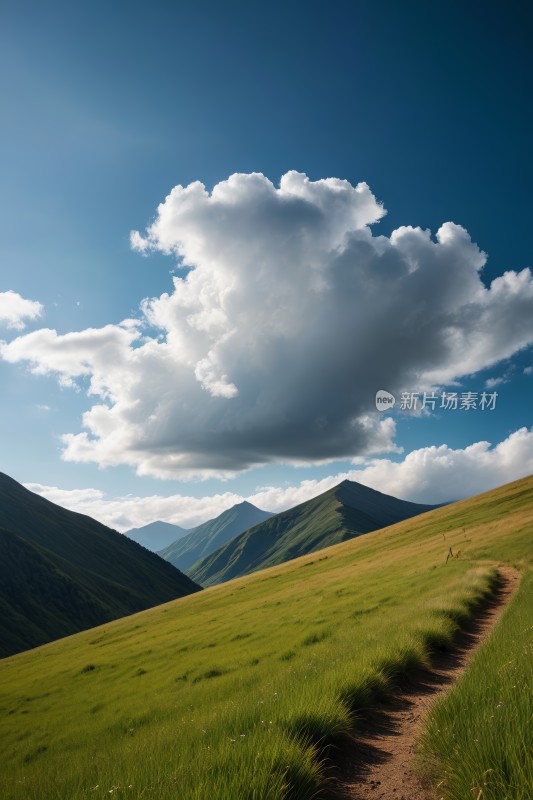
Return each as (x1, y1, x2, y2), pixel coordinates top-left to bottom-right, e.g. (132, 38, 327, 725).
(2, 171, 533, 477)
(27, 428, 533, 530)
(0, 290, 43, 330)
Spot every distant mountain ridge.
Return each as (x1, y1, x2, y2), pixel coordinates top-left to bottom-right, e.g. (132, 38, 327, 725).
(189, 480, 438, 586)
(0, 472, 201, 658)
(124, 520, 188, 552)
(160, 501, 274, 573)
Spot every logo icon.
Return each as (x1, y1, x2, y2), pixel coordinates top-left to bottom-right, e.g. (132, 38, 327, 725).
(375, 390, 396, 412)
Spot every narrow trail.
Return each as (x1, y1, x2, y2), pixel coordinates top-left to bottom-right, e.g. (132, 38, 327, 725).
(328, 566, 521, 800)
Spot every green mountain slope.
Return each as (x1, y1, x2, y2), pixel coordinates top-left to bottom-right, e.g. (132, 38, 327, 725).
(159, 501, 274, 572)
(0, 475, 530, 800)
(189, 479, 437, 585)
(0, 472, 201, 657)
(124, 520, 188, 552)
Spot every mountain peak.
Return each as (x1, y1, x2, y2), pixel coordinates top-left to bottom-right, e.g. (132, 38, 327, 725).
(160, 501, 274, 572)
(123, 520, 188, 551)
(233, 500, 263, 512)
(334, 478, 389, 498)
(189, 479, 438, 586)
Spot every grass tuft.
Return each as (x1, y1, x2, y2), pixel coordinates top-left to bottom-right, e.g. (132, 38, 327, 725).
(302, 630, 331, 647)
(280, 650, 296, 661)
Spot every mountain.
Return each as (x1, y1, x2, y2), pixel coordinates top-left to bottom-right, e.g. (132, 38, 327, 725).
(188, 479, 438, 586)
(124, 520, 189, 552)
(159, 501, 274, 573)
(0, 472, 201, 658)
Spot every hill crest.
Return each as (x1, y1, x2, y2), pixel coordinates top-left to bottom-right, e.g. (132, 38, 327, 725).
(160, 501, 274, 573)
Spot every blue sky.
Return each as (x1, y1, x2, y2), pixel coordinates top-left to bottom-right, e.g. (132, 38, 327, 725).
(1, 0, 532, 529)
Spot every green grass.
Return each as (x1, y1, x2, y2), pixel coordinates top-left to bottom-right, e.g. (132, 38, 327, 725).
(0, 475, 531, 800)
(419, 569, 532, 800)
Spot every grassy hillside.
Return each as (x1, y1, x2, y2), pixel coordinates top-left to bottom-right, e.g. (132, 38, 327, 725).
(0, 473, 201, 657)
(0, 475, 531, 800)
(189, 479, 436, 585)
(124, 520, 188, 552)
(160, 501, 274, 572)
(420, 568, 532, 800)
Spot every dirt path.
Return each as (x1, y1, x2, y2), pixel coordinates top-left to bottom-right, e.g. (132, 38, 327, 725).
(329, 566, 521, 800)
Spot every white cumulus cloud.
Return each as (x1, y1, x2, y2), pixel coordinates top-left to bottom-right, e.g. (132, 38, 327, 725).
(2, 171, 533, 478)
(25, 428, 533, 530)
(0, 290, 43, 330)
(346, 426, 533, 504)
(24, 483, 245, 532)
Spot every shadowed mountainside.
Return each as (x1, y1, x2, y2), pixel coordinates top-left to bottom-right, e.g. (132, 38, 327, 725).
(0, 472, 201, 657)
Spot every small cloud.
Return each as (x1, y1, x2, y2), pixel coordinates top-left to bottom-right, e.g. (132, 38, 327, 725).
(485, 376, 507, 389)
(130, 230, 150, 254)
(524, 366, 533, 376)
(485, 365, 515, 389)
(36, 404, 51, 412)
(0, 291, 43, 330)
